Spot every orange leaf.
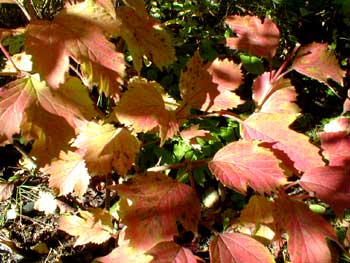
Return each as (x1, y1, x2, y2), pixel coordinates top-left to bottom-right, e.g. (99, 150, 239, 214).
(292, 42, 346, 86)
(243, 112, 324, 172)
(114, 77, 179, 145)
(95, 245, 153, 263)
(179, 53, 243, 112)
(115, 6, 175, 73)
(115, 172, 200, 250)
(208, 140, 287, 194)
(274, 197, 337, 263)
(25, 0, 125, 95)
(225, 15, 280, 59)
(43, 151, 90, 197)
(58, 208, 113, 246)
(147, 241, 197, 263)
(240, 195, 274, 225)
(72, 121, 140, 175)
(209, 232, 274, 263)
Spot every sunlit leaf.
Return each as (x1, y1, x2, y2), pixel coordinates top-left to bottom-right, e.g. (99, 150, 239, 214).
(43, 150, 90, 197)
(243, 112, 324, 172)
(274, 197, 337, 263)
(58, 208, 113, 246)
(147, 241, 197, 263)
(292, 42, 346, 87)
(225, 15, 280, 59)
(115, 172, 200, 250)
(72, 121, 140, 175)
(209, 232, 274, 263)
(208, 140, 287, 194)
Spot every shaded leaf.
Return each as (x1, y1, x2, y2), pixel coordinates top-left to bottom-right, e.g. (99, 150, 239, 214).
(179, 53, 243, 113)
(208, 140, 287, 194)
(21, 104, 75, 167)
(292, 43, 346, 86)
(243, 112, 324, 172)
(115, 6, 175, 73)
(240, 195, 274, 225)
(209, 232, 274, 263)
(43, 151, 90, 197)
(147, 241, 197, 263)
(58, 208, 113, 246)
(25, 0, 125, 95)
(115, 172, 200, 250)
(274, 197, 337, 263)
(122, 0, 148, 17)
(300, 166, 350, 216)
(114, 77, 179, 145)
(71, 121, 140, 175)
(225, 15, 280, 59)
(0, 182, 14, 201)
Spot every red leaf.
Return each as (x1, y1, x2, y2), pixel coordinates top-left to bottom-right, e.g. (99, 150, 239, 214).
(274, 197, 337, 263)
(300, 166, 350, 216)
(72, 121, 140, 175)
(114, 77, 179, 145)
(292, 42, 346, 87)
(209, 232, 274, 263)
(115, 172, 200, 250)
(208, 140, 287, 194)
(253, 74, 300, 113)
(243, 113, 324, 172)
(147, 241, 197, 263)
(58, 208, 113, 246)
(224, 15, 280, 59)
(179, 53, 243, 113)
(25, 1, 125, 95)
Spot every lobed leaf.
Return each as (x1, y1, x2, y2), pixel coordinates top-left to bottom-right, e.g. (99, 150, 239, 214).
(71, 121, 140, 175)
(115, 172, 200, 250)
(209, 232, 274, 263)
(208, 140, 287, 194)
(147, 241, 197, 263)
(179, 53, 243, 113)
(43, 150, 90, 197)
(224, 15, 280, 59)
(58, 208, 113, 246)
(291, 42, 346, 87)
(243, 112, 324, 172)
(239, 195, 274, 225)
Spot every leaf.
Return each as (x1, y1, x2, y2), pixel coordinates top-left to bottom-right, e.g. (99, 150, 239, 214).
(291, 42, 346, 86)
(180, 124, 212, 144)
(147, 241, 197, 263)
(0, 182, 14, 201)
(243, 112, 324, 172)
(71, 121, 140, 175)
(224, 15, 280, 59)
(209, 232, 274, 263)
(239, 195, 274, 225)
(21, 104, 75, 167)
(95, 245, 153, 263)
(0, 75, 96, 139)
(114, 77, 179, 145)
(25, 0, 125, 95)
(58, 208, 113, 246)
(208, 140, 287, 194)
(253, 74, 300, 113)
(115, 172, 201, 250)
(42, 151, 90, 197)
(320, 128, 350, 168)
(115, 6, 175, 73)
(33, 191, 57, 215)
(274, 197, 337, 263)
(122, 0, 148, 17)
(179, 53, 243, 112)
(300, 166, 350, 216)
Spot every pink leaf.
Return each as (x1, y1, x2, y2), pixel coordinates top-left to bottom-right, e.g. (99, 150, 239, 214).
(147, 241, 197, 263)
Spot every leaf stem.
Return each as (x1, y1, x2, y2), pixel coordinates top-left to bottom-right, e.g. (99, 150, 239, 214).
(0, 43, 21, 74)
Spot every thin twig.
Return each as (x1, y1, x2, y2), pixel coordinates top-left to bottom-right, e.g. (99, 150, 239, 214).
(0, 43, 21, 74)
